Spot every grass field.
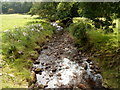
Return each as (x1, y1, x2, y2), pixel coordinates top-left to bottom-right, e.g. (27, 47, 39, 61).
(0, 14, 40, 31)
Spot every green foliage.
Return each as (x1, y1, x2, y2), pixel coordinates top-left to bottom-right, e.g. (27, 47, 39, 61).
(69, 22, 90, 46)
(30, 2, 120, 29)
(29, 2, 58, 21)
(30, 2, 79, 26)
(87, 30, 113, 50)
(78, 2, 120, 32)
(2, 2, 32, 14)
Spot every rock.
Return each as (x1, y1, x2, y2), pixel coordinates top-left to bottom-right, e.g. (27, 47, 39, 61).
(57, 55, 61, 58)
(45, 66, 51, 69)
(57, 73, 61, 76)
(52, 68, 57, 72)
(90, 65, 95, 69)
(66, 66, 70, 69)
(41, 63, 44, 66)
(77, 84, 86, 89)
(42, 45, 48, 49)
(49, 73, 53, 77)
(34, 68, 43, 74)
(34, 60, 40, 64)
(44, 84, 48, 88)
(56, 83, 63, 87)
(46, 78, 49, 80)
(86, 59, 92, 63)
(38, 84, 44, 88)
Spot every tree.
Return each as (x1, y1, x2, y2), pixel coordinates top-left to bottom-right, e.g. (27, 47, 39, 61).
(29, 2, 58, 21)
(78, 2, 120, 33)
(2, 2, 32, 14)
(30, 2, 79, 26)
(30, 2, 120, 29)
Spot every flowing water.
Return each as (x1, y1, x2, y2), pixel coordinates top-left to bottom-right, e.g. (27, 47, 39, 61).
(31, 22, 103, 89)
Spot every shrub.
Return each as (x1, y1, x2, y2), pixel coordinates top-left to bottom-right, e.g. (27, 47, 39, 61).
(69, 22, 91, 46)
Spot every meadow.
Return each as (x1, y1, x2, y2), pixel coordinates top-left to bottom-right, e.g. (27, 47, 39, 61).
(0, 14, 41, 31)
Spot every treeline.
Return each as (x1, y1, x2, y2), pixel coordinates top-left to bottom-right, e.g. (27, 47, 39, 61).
(30, 2, 120, 33)
(2, 2, 32, 14)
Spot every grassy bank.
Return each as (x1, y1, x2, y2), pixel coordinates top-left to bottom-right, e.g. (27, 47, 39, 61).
(1, 14, 55, 88)
(68, 18, 120, 88)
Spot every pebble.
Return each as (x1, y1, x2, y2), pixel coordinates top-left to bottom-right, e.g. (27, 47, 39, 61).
(65, 66, 70, 69)
(49, 73, 53, 77)
(77, 84, 86, 89)
(57, 73, 61, 76)
(52, 68, 57, 72)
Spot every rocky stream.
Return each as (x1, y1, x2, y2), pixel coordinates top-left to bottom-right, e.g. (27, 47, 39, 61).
(30, 22, 103, 89)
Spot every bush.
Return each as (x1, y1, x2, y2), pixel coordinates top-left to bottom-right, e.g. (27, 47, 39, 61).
(69, 22, 91, 46)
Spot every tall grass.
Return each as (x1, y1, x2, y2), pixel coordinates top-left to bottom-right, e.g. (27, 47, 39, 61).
(2, 20, 55, 88)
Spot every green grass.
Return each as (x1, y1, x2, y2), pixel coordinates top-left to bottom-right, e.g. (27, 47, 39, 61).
(1, 14, 55, 88)
(0, 14, 41, 31)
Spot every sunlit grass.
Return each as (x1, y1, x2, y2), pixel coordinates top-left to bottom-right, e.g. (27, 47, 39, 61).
(0, 14, 40, 31)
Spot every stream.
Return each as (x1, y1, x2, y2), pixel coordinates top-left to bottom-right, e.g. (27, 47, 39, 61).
(31, 22, 103, 89)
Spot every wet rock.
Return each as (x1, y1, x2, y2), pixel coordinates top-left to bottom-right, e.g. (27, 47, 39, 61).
(44, 84, 48, 88)
(41, 62, 44, 66)
(52, 68, 57, 72)
(77, 84, 86, 89)
(34, 60, 40, 64)
(45, 66, 51, 69)
(57, 73, 61, 77)
(86, 59, 92, 63)
(56, 83, 63, 87)
(42, 45, 48, 49)
(90, 65, 95, 69)
(34, 68, 43, 74)
(57, 55, 61, 58)
(83, 63, 88, 70)
(49, 73, 53, 77)
(66, 66, 70, 69)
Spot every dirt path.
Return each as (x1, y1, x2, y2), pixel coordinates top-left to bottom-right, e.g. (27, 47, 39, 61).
(30, 23, 103, 89)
